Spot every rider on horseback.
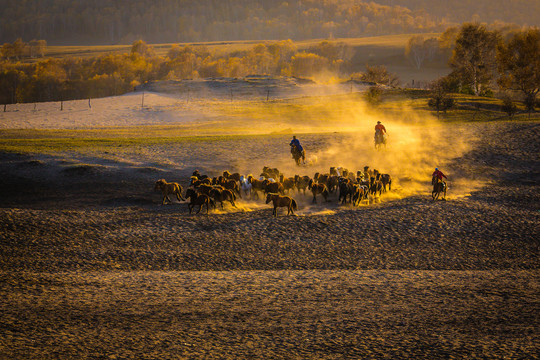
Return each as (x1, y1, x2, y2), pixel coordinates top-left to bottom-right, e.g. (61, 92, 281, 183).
(289, 135, 305, 164)
(375, 121, 387, 138)
(432, 167, 447, 190)
(374, 121, 387, 148)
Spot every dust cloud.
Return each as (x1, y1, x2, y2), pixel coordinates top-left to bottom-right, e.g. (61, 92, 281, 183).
(226, 92, 483, 202)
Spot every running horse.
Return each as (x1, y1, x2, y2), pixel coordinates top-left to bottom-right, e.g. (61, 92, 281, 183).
(291, 145, 304, 166)
(265, 193, 298, 217)
(431, 177, 447, 201)
(374, 130, 387, 150)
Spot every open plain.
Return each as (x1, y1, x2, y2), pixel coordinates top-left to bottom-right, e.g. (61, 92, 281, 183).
(0, 85, 538, 359)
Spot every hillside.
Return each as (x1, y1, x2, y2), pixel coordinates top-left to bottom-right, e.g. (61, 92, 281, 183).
(0, 0, 537, 45)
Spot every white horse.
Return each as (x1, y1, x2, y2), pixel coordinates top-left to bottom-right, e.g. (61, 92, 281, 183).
(240, 175, 252, 198)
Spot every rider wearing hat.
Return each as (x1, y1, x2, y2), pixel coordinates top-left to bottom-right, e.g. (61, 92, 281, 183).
(375, 121, 387, 135)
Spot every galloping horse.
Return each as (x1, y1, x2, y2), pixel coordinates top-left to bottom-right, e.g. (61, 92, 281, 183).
(308, 179, 329, 204)
(185, 188, 213, 214)
(431, 177, 447, 200)
(291, 145, 304, 166)
(154, 179, 185, 204)
(374, 131, 387, 150)
(265, 193, 297, 217)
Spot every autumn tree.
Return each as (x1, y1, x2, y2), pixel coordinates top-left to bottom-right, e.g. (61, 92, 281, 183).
(497, 28, 540, 116)
(449, 23, 500, 95)
(359, 65, 400, 87)
(12, 38, 26, 60)
(438, 26, 459, 60)
(165, 45, 197, 79)
(131, 40, 156, 58)
(0, 65, 26, 106)
(290, 52, 329, 77)
(428, 78, 455, 118)
(1, 43, 14, 60)
(28, 40, 47, 58)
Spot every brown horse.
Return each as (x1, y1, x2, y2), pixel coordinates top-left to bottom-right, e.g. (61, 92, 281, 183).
(378, 173, 392, 192)
(308, 179, 329, 204)
(209, 188, 237, 209)
(265, 193, 298, 217)
(432, 177, 447, 200)
(352, 184, 369, 205)
(263, 179, 285, 195)
(280, 174, 296, 194)
(291, 145, 305, 166)
(185, 188, 213, 214)
(247, 175, 266, 199)
(294, 175, 311, 195)
(154, 179, 186, 204)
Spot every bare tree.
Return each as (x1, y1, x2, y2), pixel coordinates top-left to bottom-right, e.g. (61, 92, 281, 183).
(405, 35, 427, 69)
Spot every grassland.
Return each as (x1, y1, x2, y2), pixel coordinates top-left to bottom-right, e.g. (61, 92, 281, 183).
(0, 83, 538, 358)
(0, 90, 536, 157)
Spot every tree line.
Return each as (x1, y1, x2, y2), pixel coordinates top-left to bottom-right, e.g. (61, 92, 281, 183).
(427, 25, 539, 116)
(0, 39, 363, 106)
(1, 24, 538, 115)
(0, 0, 523, 45)
(1, 39, 47, 60)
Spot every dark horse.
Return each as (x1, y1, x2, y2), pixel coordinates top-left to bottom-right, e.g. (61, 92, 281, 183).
(185, 188, 213, 214)
(374, 131, 387, 150)
(431, 177, 447, 201)
(291, 145, 305, 166)
(265, 193, 298, 217)
(308, 179, 329, 204)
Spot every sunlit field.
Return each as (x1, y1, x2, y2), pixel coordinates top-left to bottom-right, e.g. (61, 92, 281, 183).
(0, 84, 538, 358)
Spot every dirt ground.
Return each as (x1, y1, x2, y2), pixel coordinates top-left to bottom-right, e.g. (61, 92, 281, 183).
(0, 120, 539, 359)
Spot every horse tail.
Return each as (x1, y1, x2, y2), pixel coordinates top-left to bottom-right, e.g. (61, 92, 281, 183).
(388, 179, 392, 191)
(291, 199, 297, 211)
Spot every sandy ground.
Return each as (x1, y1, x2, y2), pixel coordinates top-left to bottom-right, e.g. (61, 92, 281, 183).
(0, 91, 539, 358)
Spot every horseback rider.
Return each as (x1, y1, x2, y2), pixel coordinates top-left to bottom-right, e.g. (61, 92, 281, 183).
(432, 167, 447, 189)
(374, 121, 388, 148)
(375, 121, 387, 138)
(289, 135, 305, 164)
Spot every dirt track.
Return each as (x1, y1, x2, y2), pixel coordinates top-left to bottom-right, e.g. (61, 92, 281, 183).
(0, 120, 539, 358)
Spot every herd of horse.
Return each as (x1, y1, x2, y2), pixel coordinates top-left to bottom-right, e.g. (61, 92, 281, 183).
(154, 165, 396, 216)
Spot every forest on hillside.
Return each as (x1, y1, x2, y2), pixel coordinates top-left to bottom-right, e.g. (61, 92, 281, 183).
(0, 0, 537, 45)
